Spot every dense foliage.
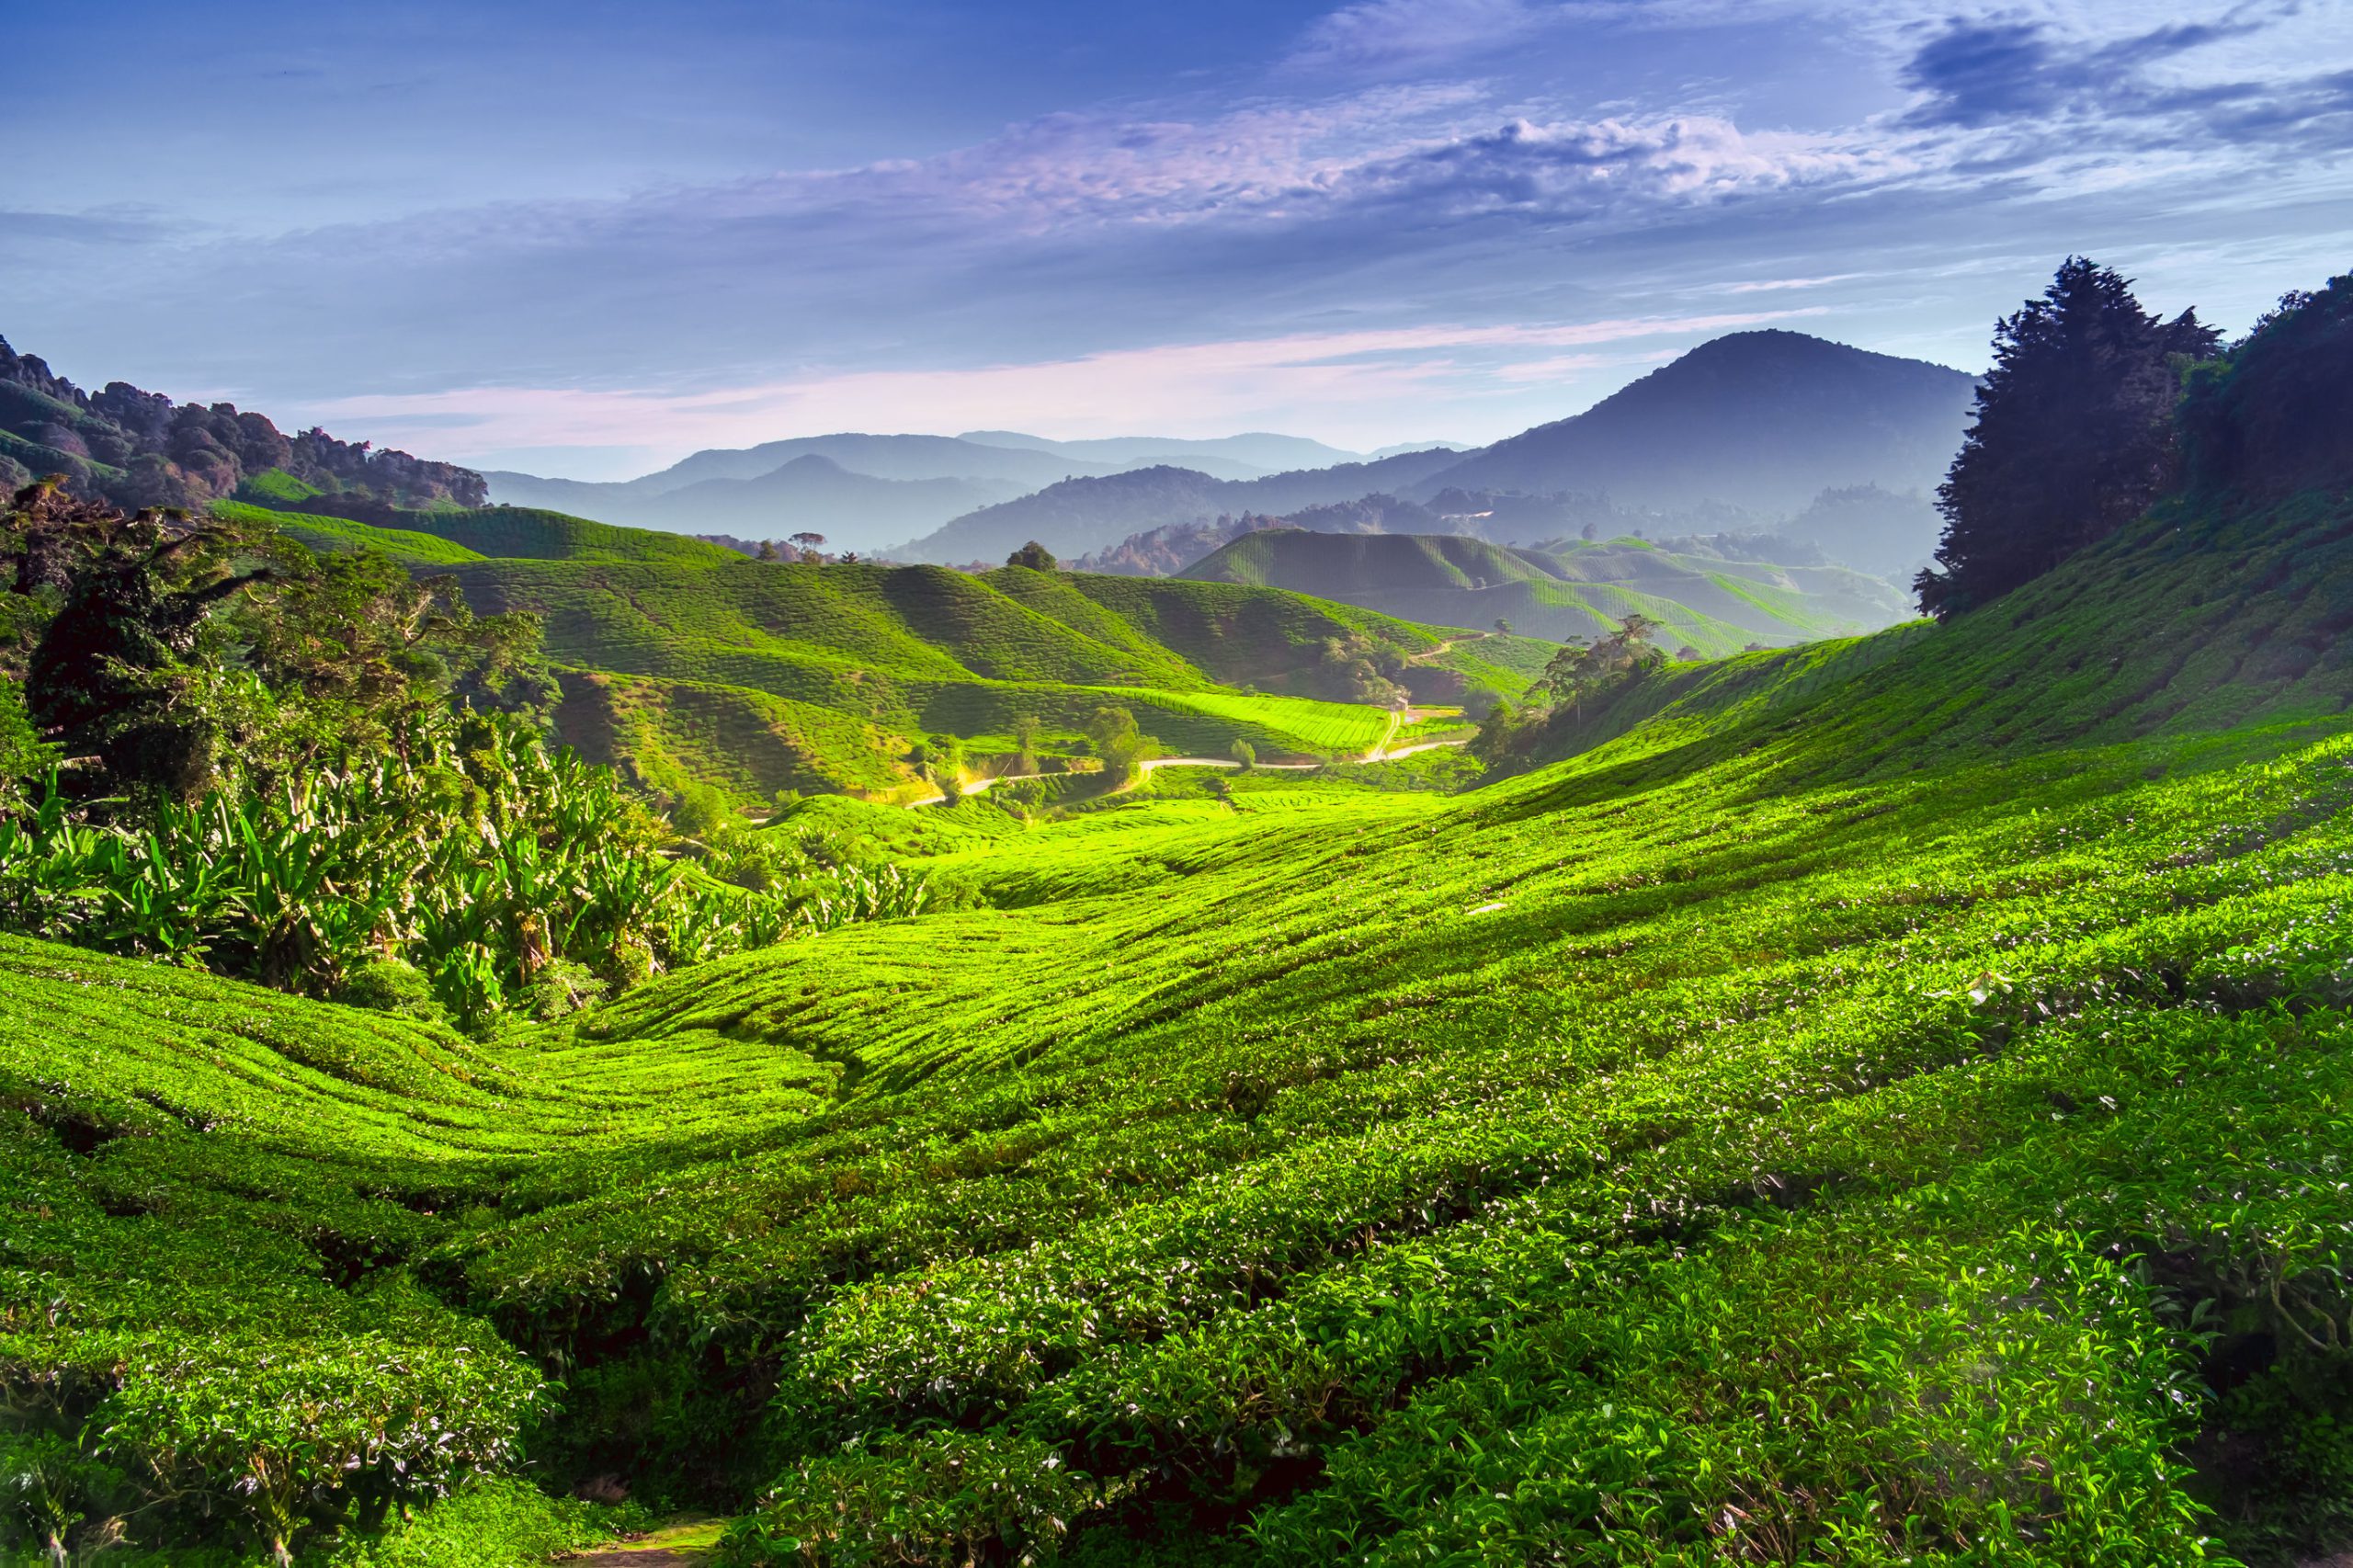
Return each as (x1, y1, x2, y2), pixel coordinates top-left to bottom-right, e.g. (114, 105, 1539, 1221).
(0, 335, 485, 513)
(0, 484, 931, 1033)
(1916, 257, 2219, 619)
(2180, 271, 2353, 497)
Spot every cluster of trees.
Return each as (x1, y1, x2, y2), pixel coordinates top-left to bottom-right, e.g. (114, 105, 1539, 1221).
(1316, 629, 1411, 707)
(1920, 258, 2353, 620)
(756, 530, 847, 563)
(0, 477, 919, 1029)
(1085, 703, 1155, 786)
(0, 335, 485, 514)
(1916, 258, 2219, 619)
(1472, 613, 1665, 766)
(2177, 271, 2353, 497)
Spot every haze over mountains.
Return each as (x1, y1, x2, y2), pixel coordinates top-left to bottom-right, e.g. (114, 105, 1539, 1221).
(483, 331, 1974, 576)
(486, 431, 1461, 549)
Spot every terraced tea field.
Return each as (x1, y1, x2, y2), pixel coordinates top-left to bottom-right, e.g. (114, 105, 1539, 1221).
(10, 483, 2353, 1565)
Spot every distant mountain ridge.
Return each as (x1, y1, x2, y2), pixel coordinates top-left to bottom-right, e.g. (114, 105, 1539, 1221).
(483, 429, 1382, 542)
(896, 332, 1973, 567)
(894, 449, 1467, 563)
(956, 429, 1371, 472)
(485, 453, 1024, 552)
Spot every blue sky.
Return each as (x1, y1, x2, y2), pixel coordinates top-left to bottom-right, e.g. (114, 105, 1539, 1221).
(6, 0, 2348, 478)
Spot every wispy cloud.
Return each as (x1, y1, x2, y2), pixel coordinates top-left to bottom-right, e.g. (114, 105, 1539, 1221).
(1287, 0, 1551, 72)
(1724, 272, 1867, 293)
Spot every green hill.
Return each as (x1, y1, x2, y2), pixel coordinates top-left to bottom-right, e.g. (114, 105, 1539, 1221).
(15, 463, 2353, 1562)
(1183, 527, 1914, 652)
(226, 497, 1534, 801)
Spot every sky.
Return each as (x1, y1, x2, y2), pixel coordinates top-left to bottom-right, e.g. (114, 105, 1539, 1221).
(6, 0, 2349, 480)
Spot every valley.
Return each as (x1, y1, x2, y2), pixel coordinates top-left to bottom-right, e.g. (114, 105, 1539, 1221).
(1, 261, 2349, 1568)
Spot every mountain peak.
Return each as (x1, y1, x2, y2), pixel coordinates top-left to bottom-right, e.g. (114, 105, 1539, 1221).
(1418, 331, 1976, 515)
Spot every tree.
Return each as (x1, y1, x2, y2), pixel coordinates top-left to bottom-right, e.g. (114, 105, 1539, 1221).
(1084, 704, 1152, 785)
(1011, 712, 1041, 772)
(790, 532, 827, 552)
(756, 540, 779, 562)
(25, 506, 278, 801)
(1494, 619, 1513, 635)
(1470, 697, 1523, 765)
(1915, 257, 2220, 619)
(669, 782, 733, 842)
(1006, 540, 1057, 571)
(10, 484, 550, 804)
(1533, 614, 1661, 723)
(1229, 738, 1256, 770)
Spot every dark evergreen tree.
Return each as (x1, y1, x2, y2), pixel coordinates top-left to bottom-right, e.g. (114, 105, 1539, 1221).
(1006, 540, 1057, 571)
(1916, 258, 2220, 619)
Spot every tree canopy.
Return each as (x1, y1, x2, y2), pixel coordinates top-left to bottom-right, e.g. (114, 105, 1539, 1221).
(1916, 257, 2219, 619)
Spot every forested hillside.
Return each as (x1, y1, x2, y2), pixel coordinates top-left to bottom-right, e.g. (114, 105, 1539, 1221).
(0, 335, 483, 513)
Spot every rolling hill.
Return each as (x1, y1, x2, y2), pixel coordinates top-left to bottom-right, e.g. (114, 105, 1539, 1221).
(1183, 528, 1915, 651)
(1417, 329, 1976, 513)
(23, 456, 2353, 1563)
(232, 496, 1540, 802)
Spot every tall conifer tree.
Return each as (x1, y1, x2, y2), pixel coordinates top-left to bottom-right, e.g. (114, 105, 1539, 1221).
(1917, 258, 2219, 619)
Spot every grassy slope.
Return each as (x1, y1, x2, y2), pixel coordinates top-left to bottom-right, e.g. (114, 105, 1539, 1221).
(448, 556, 1494, 790)
(1184, 528, 1912, 653)
(18, 485, 2353, 1562)
(222, 502, 1486, 801)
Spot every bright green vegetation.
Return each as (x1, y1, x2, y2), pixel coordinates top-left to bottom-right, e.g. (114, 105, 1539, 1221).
(216, 500, 493, 567)
(9, 471, 2353, 1562)
(1182, 528, 1912, 653)
(225, 494, 1529, 801)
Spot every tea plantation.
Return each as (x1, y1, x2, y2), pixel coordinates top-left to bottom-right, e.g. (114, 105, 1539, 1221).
(7, 470, 2353, 1563)
(216, 498, 1631, 801)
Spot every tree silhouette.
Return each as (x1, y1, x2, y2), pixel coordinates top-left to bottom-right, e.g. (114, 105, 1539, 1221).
(1916, 257, 2219, 619)
(1006, 540, 1058, 571)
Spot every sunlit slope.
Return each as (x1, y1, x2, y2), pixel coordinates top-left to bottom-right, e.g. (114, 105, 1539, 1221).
(492, 489, 2353, 1561)
(232, 498, 741, 566)
(1184, 528, 1913, 652)
(451, 557, 1518, 794)
(17, 485, 2353, 1561)
(228, 497, 1508, 799)
(1507, 485, 2353, 807)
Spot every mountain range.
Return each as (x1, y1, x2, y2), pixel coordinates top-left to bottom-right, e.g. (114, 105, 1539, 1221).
(1428, 330, 1976, 513)
(891, 332, 1973, 566)
(483, 332, 1974, 572)
(484, 431, 1460, 548)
